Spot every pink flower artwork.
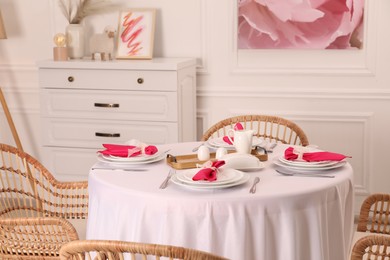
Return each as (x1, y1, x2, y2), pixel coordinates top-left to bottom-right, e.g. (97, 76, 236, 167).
(238, 0, 365, 49)
(120, 12, 144, 56)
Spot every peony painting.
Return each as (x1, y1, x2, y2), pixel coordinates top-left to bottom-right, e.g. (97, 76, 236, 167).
(238, 0, 365, 49)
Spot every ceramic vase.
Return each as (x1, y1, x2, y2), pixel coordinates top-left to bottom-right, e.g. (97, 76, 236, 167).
(66, 24, 85, 59)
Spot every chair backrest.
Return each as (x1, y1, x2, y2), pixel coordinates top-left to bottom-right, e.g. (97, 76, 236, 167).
(59, 240, 229, 260)
(0, 143, 88, 219)
(357, 193, 390, 235)
(350, 234, 390, 260)
(201, 115, 309, 146)
(0, 217, 79, 259)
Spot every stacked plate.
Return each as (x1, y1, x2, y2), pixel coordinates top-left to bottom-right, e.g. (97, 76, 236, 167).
(97, 150, 166, 165)
(273, 156, 346, 173)
(171, 168, 250, 190)
(206, 136, 263, 149)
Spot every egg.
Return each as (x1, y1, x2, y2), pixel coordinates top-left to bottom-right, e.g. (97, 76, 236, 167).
(215, 147, 228, 159)
(197, 145, 210, 161)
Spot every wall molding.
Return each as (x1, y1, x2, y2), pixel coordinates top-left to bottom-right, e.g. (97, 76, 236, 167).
(196, 87, 390, 100)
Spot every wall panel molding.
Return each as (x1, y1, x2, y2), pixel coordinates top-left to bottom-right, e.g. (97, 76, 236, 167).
(197, 87, 390, 100)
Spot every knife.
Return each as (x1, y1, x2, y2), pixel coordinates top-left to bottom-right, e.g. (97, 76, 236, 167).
(91, 167, 148, 172)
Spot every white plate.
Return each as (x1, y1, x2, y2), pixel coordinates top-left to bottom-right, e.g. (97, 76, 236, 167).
(206, 136, 263, 149)
(278, 157, 342, 168)
(176, 168, 244, 186)
(100, 150, 163, 162)
(273, 159, 346, 172)
(171, 172, 250, 190)
(97, 153, 166, 165)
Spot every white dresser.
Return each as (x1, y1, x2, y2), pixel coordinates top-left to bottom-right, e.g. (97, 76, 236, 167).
(38, 58, 197, 180)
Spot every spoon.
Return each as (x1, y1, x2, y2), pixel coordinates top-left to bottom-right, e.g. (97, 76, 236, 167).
(192, 143, 204, 152)
(275, 169, 335, 178)
(249, 177, 260, 193)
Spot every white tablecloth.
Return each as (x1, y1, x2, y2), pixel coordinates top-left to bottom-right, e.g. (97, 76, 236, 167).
(86, 142, 354, 260)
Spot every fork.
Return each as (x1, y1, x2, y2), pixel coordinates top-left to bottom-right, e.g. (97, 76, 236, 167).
(249, 177, 260, 194)
(159, 169, 175, 189)
(276, 169, 335, 178)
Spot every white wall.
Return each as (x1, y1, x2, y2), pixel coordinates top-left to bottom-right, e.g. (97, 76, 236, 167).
(0, 0, 389, 215)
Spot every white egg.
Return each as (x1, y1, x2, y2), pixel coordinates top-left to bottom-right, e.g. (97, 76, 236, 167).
(197, 145, 210, 161)
(215, 147, 228, 159)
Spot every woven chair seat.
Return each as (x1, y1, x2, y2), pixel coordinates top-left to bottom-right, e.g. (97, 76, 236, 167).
(59, 240, 229, 260)
(201, 114, 309, 146)
(0, 143, 88, 259)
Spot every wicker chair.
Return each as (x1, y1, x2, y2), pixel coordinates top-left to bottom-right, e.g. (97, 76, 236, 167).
(201, 115, 309, 146)
(59, 240, 229, 260)
(357, 193, 390, 235)
(350, 234, 390, 260)
(0, 143, 88, 259)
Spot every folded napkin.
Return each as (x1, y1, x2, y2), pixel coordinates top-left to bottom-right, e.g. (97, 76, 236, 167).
(284, 147, 350, 162)
(192, 160, 226, 182)
(99, 143, 158, 157)
(223, 123, 244, 145)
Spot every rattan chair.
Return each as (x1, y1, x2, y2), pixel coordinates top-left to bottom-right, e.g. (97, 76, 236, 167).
(201, 115, 309, 146)
(59, 240, 229, 260)
(0, 143, 88, 259)
(357, 193, 390, 235)
(350, 234, 390, 260)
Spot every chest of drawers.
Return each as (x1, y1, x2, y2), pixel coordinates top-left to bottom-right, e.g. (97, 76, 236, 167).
(38, 58, 197, 180)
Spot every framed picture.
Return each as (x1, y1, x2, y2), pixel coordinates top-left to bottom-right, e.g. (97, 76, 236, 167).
(116, 8, 156, 59)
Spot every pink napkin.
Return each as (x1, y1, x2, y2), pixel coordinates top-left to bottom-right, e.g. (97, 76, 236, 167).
(223, 123, 244, 145)
(192, 160, 226, 182)
(284, 147, 350, 162)
(99, 144, 158, 157)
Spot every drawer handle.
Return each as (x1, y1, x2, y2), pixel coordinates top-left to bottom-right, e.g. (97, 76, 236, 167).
(95, 132, 121, 138)
(137, 78, 144, 84)
(94, 103, 120, 108)
(68, 76, 74, 82)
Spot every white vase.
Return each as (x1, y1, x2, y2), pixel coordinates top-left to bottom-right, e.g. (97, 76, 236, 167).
(66, 24, 85, 59)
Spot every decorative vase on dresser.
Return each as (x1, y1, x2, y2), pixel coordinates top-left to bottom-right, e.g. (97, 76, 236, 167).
(37, 58, 197, 180)
(66, 24, 85, 59)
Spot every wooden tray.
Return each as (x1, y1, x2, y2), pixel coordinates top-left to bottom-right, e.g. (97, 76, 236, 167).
(166, 147, 268, 170)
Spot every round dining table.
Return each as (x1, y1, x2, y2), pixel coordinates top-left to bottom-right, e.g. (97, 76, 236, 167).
(86, 142, 354, 260)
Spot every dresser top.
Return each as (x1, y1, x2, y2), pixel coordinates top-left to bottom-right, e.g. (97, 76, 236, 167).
(37, 57, 197, 71)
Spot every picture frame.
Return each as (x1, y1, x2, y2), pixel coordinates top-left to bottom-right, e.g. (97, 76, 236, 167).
(116, 8, 156, 60)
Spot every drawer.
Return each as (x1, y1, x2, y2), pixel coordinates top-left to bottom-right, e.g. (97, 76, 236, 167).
(42, 118, 179, 148)
(39, 68, 178, 91)
(42, 147, 98, 181)
(41, 89, 178, 121)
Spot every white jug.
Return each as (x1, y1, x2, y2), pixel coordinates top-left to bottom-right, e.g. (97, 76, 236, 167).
(227, 129, 254, 154)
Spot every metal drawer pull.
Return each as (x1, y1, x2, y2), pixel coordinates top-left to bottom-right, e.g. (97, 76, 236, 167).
(137, 78, 144, 84)
(94, 103, 120, 108)
(68, 76, 74, 82)
(95, 132, 120, 138)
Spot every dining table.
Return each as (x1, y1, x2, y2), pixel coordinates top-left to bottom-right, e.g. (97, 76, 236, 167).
(86, 141, 354, 260)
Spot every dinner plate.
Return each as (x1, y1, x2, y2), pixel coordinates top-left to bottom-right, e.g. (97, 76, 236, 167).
(100, 150, 163, 162)
(273, 158, 346, 172)
(278, 157, 342, 168)
(97, 153, 166, 165)
(171, 172, 250, 190)
(206, 136, 263, 149)
(176, 168, 245, 186)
